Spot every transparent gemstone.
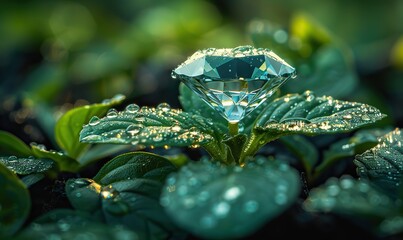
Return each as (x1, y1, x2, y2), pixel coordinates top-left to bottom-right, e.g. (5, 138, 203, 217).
(172, 45, 296, 122)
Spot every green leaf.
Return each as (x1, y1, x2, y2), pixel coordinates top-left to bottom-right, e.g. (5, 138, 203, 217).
(31, 143, 79, 172)
(80, 103, 223, 148)
(354, 128, 403, 197)
(314, 128, 390, 179)
(16, 209, 139, 240)
(242, 91, 385, 159)
(0, 163, 30, 238)
(160, 158, 300, 239)
(93, 152, 176, 184)
(255, 91, 385, 137)
(0, 156, 54, 175)
(55, 94, 126, 159)
(280, 135, 318, 175)
(65, 152, 179, 239)
(0, 131, 32, 157)
(21, 173, 45, 187)
(179, 83, 228, 133)
(304, 176, 396, 220)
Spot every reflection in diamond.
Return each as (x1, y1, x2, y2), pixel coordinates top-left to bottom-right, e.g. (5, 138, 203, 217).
(172, 46, 296, 123)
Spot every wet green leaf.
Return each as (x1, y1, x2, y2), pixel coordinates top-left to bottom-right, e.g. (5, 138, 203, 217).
(16, 209, 140, 240)
(55, 94, 126, 159)
(315, 128, 390, 178)
(31, 143, 79, 172)
(280, 135, 318, 175)
(379, 216, 403, 236)
(0, 131, 32, 157)
(0, 163, 30, 238)
(161, 158, 300, 239)
(255, 91, 385, 138)
(80, 103, 222, 148)
(304, 176, 396, 220)
(354, 128, 403, 197)
(0, 156, 54, 175)
(65, 152, 179, 239)
(94, 152, 176, 184)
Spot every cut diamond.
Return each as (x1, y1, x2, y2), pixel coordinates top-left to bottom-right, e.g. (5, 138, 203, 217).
(172, 45, 296, 123)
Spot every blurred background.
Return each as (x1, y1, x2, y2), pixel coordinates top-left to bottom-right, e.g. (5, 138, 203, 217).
(1, 0, 402, 146)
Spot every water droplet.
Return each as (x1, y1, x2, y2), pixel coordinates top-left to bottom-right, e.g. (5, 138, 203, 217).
(340, 178, 354, 189)
(89, 116, 100, 126)
(101, 185, 118, 199)
(361, 114, 371, 121)
(107, 109, 118, 118)
(153, 135, 163, 142)
(8, 156, 18, 161)
(183, 197, 196, 209)
(75, 192, 82, 198)
(197, 191, 210, 202)
(171, 125, 182, 132)
(212, 201, 230, 217)
(243, 200, 259, 213)
(126, 124, 142, 135)
(274, 193, 288, 205)
(223, 186, 242, 201)
(157, 103, 171, 112)
(125, 104, 140, 113)
(81, 134, 103, 142)
(319, 121, 332, 130)
(343, 114, 352, 120)
(327, 185, 340, 196)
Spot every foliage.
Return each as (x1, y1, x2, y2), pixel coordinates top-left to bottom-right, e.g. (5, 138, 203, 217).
(0, 2, 402, 239)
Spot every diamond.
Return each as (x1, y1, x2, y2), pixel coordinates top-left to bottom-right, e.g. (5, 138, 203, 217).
(172, 45, 296, 123)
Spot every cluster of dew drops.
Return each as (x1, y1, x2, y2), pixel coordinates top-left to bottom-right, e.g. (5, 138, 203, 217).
(83, 102, 212, 149)
(259, 90, 383, 133)
(161, 158, 294, 229)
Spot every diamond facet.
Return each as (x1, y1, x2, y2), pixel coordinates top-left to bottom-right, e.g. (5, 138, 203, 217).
(172, 45, 296, 123)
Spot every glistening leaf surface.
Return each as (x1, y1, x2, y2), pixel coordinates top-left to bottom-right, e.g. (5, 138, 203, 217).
(160, 158, 300, 239)
(304, 176, 395, 219)
(80, 103, 222, 148)
(255, 91, 385, 137)
(0, 156, 54, 175)
(354, 128, 403, 197)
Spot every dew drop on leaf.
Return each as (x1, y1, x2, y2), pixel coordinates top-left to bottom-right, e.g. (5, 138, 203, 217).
(106, 109, 118, 118)
(125, 124, 142, 135)
(125, 104, 140, 113)
(157, 103, 171, 112)
(243, 200, 259, 213)
(212, 201, 231, 217)
(361, 114, 371, 121)
(343, 114, 353, 120)
(89, 116, 100, 126)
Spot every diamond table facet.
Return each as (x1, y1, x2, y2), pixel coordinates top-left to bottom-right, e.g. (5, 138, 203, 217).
(172, 46, 296, 123)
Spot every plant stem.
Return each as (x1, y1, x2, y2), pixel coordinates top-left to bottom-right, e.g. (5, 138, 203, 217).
(228, 122, 239, 136)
